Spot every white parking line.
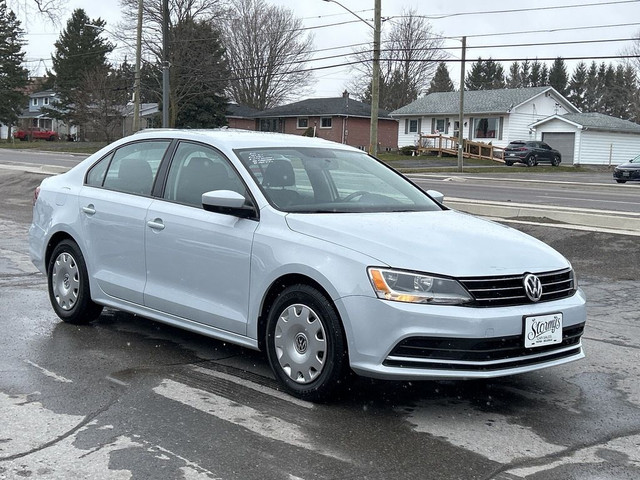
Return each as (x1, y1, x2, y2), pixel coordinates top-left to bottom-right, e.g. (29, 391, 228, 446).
(25, 360, 73, 383)
(191, 366, 315, 409)
(154, 379, 349, 463)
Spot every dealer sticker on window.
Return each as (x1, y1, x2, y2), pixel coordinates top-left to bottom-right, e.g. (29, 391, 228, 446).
(524, 313, 563, 348)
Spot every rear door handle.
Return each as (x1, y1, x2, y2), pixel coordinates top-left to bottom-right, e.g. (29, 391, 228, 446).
(82, 204, 96, 215)
(147, 219, 165, 231)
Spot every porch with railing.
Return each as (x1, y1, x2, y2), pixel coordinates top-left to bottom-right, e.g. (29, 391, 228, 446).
(415, 134, 504, 161)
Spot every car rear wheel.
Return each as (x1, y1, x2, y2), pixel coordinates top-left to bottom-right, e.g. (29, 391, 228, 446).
(266, 284, 349, 402)
(551, 155, 561, 167)
(48, 239, 103, 324)
(525, 155, 536, 167)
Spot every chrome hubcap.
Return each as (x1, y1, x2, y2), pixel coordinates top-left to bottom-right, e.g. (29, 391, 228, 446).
(52, 252, 80, 311)
(274, 304, 327, 384)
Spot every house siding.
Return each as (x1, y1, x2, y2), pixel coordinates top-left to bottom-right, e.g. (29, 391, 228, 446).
(228, 118, 256, 130)
(279, 115, 398, 151)
(535, 117, 640, 165)
(576, 130, 640, 166)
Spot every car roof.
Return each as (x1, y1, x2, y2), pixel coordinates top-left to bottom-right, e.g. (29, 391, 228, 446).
(130, 128, 362, 152)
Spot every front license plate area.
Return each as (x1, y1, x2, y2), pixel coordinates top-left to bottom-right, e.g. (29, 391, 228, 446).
(524, 313, 563, 348)
(623, 171, 630, 177)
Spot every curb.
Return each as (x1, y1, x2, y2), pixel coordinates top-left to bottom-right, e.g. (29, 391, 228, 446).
(446, 197, 640, 234)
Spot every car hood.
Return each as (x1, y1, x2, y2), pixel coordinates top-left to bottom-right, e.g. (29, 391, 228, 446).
(285, 210, 569, 277)
(616, 162, 640, 170)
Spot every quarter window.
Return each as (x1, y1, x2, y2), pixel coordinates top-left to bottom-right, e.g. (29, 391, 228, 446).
(94, 141, 170, 195)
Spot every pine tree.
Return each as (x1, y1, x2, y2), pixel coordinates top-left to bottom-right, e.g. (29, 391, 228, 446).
(427, 62, 454, 93)
(530, 60, 543, 87)
(568, 62, 587, 111)
(548, 57, 569, 95)
(520, 59, 531, 88)
(584, 61, 600, 111)
(506, 62, 520, 88)
(465, 58, 505, 90)
(0, 0, 28, 138)
(44, 9, 115, 132)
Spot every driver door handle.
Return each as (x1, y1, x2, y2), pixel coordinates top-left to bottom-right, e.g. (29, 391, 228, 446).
(147, 219, 165, 231)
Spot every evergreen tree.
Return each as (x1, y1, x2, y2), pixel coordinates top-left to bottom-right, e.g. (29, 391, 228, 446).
(548, 57, 568, 95)
(427, 62, 454, 93)
(530, 59, 543, 87)
(44, 9, 115, 133)
(506, 61, 520, 88)
(540, 64, 549, 86)
(584, 61, 600, 111)
(520, 59, 531, 88)
(169, 17, 229, 128)
(599, 63, 616, 115)
(0, 0, 28, 138)
(568, 62, 587, 111)
(465, 58, 505, 90)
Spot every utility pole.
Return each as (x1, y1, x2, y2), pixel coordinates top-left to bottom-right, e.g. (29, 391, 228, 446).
(162, 0, 170, 128)
(457, 36, 466, 173)
(132, 0, 143, 132)
(369, 0, 381, 156)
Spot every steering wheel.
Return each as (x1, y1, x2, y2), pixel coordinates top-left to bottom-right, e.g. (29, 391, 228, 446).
(342, 190, 369, 202)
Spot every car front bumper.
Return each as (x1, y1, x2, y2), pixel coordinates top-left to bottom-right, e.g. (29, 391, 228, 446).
(337, 288, 587, 380)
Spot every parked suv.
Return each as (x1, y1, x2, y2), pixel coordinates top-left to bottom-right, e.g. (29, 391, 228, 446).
(504, 140, 561, 167)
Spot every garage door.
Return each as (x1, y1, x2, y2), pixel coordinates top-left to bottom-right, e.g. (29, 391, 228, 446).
(542, 132, 575, 164)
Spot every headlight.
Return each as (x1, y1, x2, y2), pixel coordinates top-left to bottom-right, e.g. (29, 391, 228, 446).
(367, 268, 473, 305)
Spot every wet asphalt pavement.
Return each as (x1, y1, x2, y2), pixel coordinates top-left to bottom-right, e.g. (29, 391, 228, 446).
(0, 169, 639, 479)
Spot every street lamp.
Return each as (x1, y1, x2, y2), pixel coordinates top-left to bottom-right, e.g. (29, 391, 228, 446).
(323, 0, 381, 156)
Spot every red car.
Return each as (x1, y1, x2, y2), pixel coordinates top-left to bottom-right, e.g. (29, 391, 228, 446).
(14, 127, 58, 141)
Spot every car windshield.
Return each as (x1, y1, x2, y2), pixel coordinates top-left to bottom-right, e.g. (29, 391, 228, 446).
(235, 147, 442, 213)
(630, 155, 640, 164)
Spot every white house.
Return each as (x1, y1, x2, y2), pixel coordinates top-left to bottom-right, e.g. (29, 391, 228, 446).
(531, 112, 640, 166)
(390, 86, 578, 149)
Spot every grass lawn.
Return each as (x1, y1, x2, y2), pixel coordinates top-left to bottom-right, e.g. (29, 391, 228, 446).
(0, 139, 108, 155)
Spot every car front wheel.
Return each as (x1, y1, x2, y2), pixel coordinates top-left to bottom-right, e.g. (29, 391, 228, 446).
(505, 160, 513, 166)
(266, 284, 349, 402)
(551, 155, 561, 166)
(48, 239, 103, 324)
(616, 179, 627, 183)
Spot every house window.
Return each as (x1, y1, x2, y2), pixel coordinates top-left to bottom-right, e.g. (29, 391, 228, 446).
(473, 117, 500, 139)
(453, 121, 460, 138)
(320, 117, 332, 128)
(43, 97, 50, 106)
(297, 118, 308, 129)
(31, 98, 38, 107)
(434, 119, 445, 134)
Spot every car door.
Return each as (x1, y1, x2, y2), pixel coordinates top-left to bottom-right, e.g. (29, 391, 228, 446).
(143, 141, 258, 335)
(539, 143, 553, 162)
(79, 140, 171, 304)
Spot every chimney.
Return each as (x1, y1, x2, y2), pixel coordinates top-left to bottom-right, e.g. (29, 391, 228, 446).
(342, 90, 349, 99)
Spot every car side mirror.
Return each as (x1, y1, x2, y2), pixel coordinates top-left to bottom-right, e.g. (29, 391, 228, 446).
(427, 189, 444, 204)
(202, 190, 257, 219)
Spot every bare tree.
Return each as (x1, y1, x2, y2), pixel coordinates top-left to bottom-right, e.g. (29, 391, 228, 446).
(8, 0, 66, 24)
(221, 0, 313, 110)
(348, 8, 446, 111)
(117, 0, 223, 62)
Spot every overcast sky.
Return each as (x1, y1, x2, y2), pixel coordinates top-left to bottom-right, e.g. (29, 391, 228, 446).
(20, 0, 640, 98)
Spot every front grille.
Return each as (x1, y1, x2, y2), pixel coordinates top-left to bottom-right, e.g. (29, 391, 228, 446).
(384, 323, 584, 371)
(614, 169, 640, 179)
(458, 268, 575, 307)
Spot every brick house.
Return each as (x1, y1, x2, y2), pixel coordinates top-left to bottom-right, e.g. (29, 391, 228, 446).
(239, 92, 398, 152)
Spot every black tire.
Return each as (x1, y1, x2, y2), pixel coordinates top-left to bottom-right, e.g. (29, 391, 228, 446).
(47, 239, 103, 324)
(551, 155, 561, 167)
(616, 179, 627, 183)
(525, 155, 536, 167)
(505, 160, 513, 166)
(48, 135, 57, 141)
(265, 284, 349, 402)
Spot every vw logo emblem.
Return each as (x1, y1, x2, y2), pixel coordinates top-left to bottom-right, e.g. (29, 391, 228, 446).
(523, 273, 543, 302)
(294, 333, 308, 354)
